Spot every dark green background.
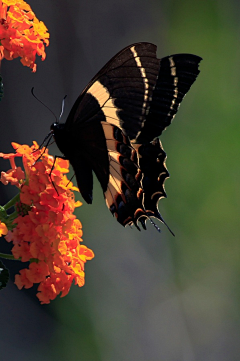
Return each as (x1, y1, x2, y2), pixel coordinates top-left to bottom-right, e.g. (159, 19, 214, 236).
(0, 0, 240, 360)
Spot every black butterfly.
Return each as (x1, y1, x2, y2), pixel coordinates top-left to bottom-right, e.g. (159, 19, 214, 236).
(50, 43, 202, 232)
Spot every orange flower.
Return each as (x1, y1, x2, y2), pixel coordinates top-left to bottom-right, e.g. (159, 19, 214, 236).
(0, 0, 49, 71)
(0, 142, 94, 304)
(0, 221, 8, 236)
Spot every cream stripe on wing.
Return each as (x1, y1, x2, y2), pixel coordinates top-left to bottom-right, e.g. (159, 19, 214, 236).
(100, 121, 125, 207)
(130, 46, 149, 115)
(87, 81, 121, 128)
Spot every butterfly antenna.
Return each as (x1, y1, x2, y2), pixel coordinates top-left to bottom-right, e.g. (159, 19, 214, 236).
(31, 87, 58, 123)
(59, 95, 67, 120)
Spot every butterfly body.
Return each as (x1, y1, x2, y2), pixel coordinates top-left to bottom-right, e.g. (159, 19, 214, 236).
(51, 43, 202, 231)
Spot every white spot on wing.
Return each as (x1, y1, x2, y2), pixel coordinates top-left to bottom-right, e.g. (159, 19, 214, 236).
(168, 56, 179, 117)
(169, 56, 176, 76)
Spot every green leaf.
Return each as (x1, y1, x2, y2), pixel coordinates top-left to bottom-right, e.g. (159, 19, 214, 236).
(0, 259, 10, 290)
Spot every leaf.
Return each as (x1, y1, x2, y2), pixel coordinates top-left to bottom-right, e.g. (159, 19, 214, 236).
(0, 259, 9, 290)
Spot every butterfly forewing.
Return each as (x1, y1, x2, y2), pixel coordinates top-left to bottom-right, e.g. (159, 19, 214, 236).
(135, 53, 202, 143)
(65, 43, 160, 141)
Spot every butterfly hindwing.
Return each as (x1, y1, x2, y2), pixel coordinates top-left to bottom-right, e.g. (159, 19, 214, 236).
(53, 119, 109, 204)
(134, 139, 169, 227)
(101, 122, 148, 229)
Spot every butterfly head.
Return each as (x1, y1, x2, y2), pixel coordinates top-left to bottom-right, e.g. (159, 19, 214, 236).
(50, 121, 66, 147)
(49, 94, 67, 142)
(50, 122, 65, 132)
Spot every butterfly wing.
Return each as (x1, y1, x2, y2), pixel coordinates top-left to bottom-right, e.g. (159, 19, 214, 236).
(57, 43, 201, 230)
(100, 122, 149, 230)
(53, 119, 110, 204)
(133, 139, 172, 231)
(134, 53, 202, 144)
(65, 43, 201, 142)
(65, 43, 159, 140)
(56, 119, 149, 229)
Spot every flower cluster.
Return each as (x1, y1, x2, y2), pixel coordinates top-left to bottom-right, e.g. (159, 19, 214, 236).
(0, 0, 49, 72)
(0, 142, 94, 303)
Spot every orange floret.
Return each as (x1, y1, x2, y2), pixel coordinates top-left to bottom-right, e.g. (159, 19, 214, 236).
(0, 221, 8, 235)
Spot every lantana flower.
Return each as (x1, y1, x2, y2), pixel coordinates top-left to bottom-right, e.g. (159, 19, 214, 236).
(0, 220, 7, 235)
(0, 0, 49, 72)
(0, 142, 94, 304)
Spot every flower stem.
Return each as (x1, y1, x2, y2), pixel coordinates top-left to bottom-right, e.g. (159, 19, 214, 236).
(7, 211, 18, 221)
(0, 252, 18, 260)
(3, 193, 20, 211)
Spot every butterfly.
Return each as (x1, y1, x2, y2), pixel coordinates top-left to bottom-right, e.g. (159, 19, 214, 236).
(50, 43, 202, 232)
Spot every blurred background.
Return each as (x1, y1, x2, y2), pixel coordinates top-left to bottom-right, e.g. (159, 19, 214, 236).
(1, 0, 240, 360)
